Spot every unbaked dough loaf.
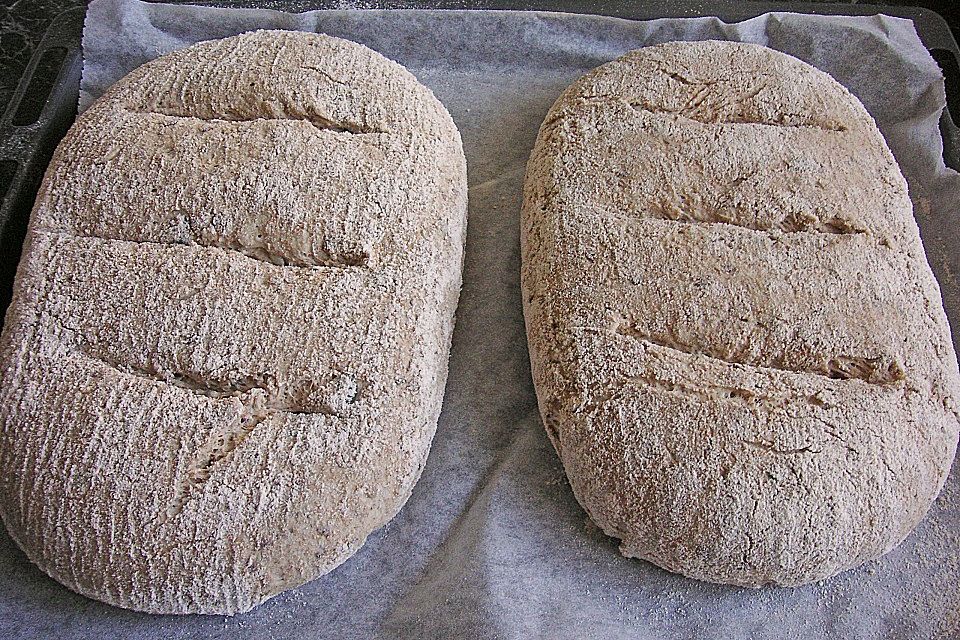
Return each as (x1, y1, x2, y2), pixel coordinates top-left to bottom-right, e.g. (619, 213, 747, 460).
(521, 40, 960, 586)
(0, 30, 466, 614)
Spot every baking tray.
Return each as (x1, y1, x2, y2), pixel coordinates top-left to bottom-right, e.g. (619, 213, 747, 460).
(0, 5, 958, 626)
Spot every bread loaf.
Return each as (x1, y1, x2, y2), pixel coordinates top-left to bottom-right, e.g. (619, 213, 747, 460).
(521, 40, 960, 586)
(0, 30, 467, 614)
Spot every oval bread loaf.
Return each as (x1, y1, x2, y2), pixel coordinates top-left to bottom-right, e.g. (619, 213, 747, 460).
(521, 40, 960, 586)
(0, 31, 467, 614)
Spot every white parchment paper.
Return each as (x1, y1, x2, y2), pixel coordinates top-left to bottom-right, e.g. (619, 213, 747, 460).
(2, 1, 959, 637)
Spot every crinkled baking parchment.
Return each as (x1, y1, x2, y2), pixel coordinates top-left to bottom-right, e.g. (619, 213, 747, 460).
(1, 0, 959, 637)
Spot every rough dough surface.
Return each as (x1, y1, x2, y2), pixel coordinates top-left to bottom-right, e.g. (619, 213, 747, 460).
(0, 30, 466, 614)
(521, 40, 960, 586)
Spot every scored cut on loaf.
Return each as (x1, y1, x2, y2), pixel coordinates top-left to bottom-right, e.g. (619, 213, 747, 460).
(521, 40, 960, 587)
(0, 30, 467, 614)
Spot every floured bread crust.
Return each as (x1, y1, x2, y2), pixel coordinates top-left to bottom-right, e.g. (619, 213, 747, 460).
(0, 30, 467, 614)
(521, 40, 960, 586)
